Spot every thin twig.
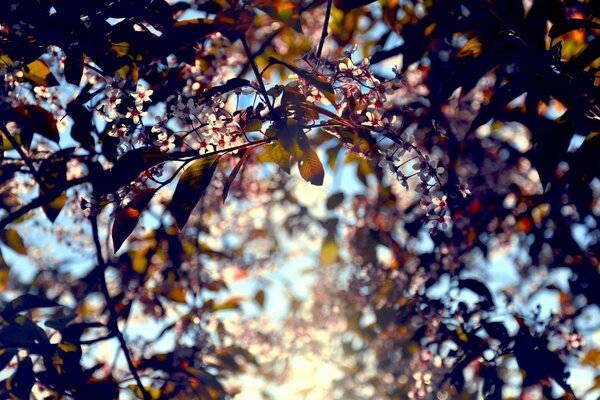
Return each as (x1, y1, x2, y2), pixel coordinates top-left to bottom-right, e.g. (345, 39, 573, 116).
(0, 176, 90, 230)
(0, 123, 45, 187)
(241, 35, 275, 115)
(316, 0, 333, 58)
(90, 216, 151, 400)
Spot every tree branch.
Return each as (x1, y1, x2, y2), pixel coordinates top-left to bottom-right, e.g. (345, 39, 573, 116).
(0, 176, 90, 230)
(90, 216, 150, 400)
(316, 0, 333, 58)
(241, 35, 275, 115)
(0, 123, 45, 187)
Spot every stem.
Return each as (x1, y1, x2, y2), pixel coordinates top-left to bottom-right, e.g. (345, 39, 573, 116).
(0, 176, 90, 230)
(316, 0, 333, 58)
(241, 35, 275, 115)
(90, 216, 150, 400)
(0, 123, 45, 187)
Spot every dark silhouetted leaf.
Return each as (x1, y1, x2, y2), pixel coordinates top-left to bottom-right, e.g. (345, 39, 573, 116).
(3, 294, 59, 315)
(13, 105, 59, 143)
(97, 148, 166, 194)
(169, 155, 219, 229)
(8, 356, 34, 400)
(112, 188, 157, 252)
(222, 149, 251, 203)
(326, 192, 345, 209)
(458, 279, 494, 306)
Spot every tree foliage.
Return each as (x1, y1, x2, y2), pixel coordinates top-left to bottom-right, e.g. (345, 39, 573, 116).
(0, 0, 599, 398)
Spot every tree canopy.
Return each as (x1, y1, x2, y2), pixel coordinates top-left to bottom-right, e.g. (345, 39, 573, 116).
(0, 0, 599, 398)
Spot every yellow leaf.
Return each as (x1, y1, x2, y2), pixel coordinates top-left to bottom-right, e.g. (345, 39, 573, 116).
(169, 287, 187, 304)
(22, 59, 57, 86)
(319, 236, 339, 266)
(298, 147, 324, 186)
(458, 37, 483, 58)
(58, 342, 79, 353)
(110, 41, 130, 57)
(1, 228, 27, 255)
(582, 348, 600, 368)
(128, 384, 161, 400)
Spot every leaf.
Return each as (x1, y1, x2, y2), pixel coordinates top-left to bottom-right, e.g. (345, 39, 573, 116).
(13, 104, 59, 143)
(20, 59, 58, 87)
(169, 155, 219, 230)
(262, 141, 292, 173)
(582, 349, 600, 368)
(168, 287, 187, 304)
(199, 78, 250, 104)
(326, 192, 345, 209)
(112, 188, 157, 252)
(0, 316, 48, 347)
(98, 147, 166, 194)
(210, 297, 243, 312)
(128, 384, 162, 400)
(268, 57, 336, 105)
(319, 234, 339, 266)
(458, 279, 494, 308)
(276, 120, 308, 161)
(0, 349, 17, 371)
(214, 9, 253, 41)
(549, 18, 600, 38)
(0, 229, 27, 255)
(222, 149, 251, 203)
(3, 294, 59, 315)
(8, 357, 34, 400)
(254, 290, 265, 308)
(298, 147, 325, 186)
(457, 37, 483, 58)
(244, 118, 263, 132)
(42, 192, 67, 223)
(255, 0, 303, 33)
(482, 321, 509, 342)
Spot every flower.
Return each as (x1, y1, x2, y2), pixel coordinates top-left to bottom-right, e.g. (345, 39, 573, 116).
(131, 85, 153, 106)
(457, 179, 472, 198)
(155, 133, 175, 153)
(431, 196, 447, 214)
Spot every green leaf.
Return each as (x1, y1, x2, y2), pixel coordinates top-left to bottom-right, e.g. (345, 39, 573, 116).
(4, 294, 59, 315)
(169, 155, 219, 230)
(262, 141, 292, 173)
(245, 118, 263, 132)
(276, 120, 308, 161)
(298, 147, 325, 186)
(112, 188, 157, 252)
(0, 229, 27, 255)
